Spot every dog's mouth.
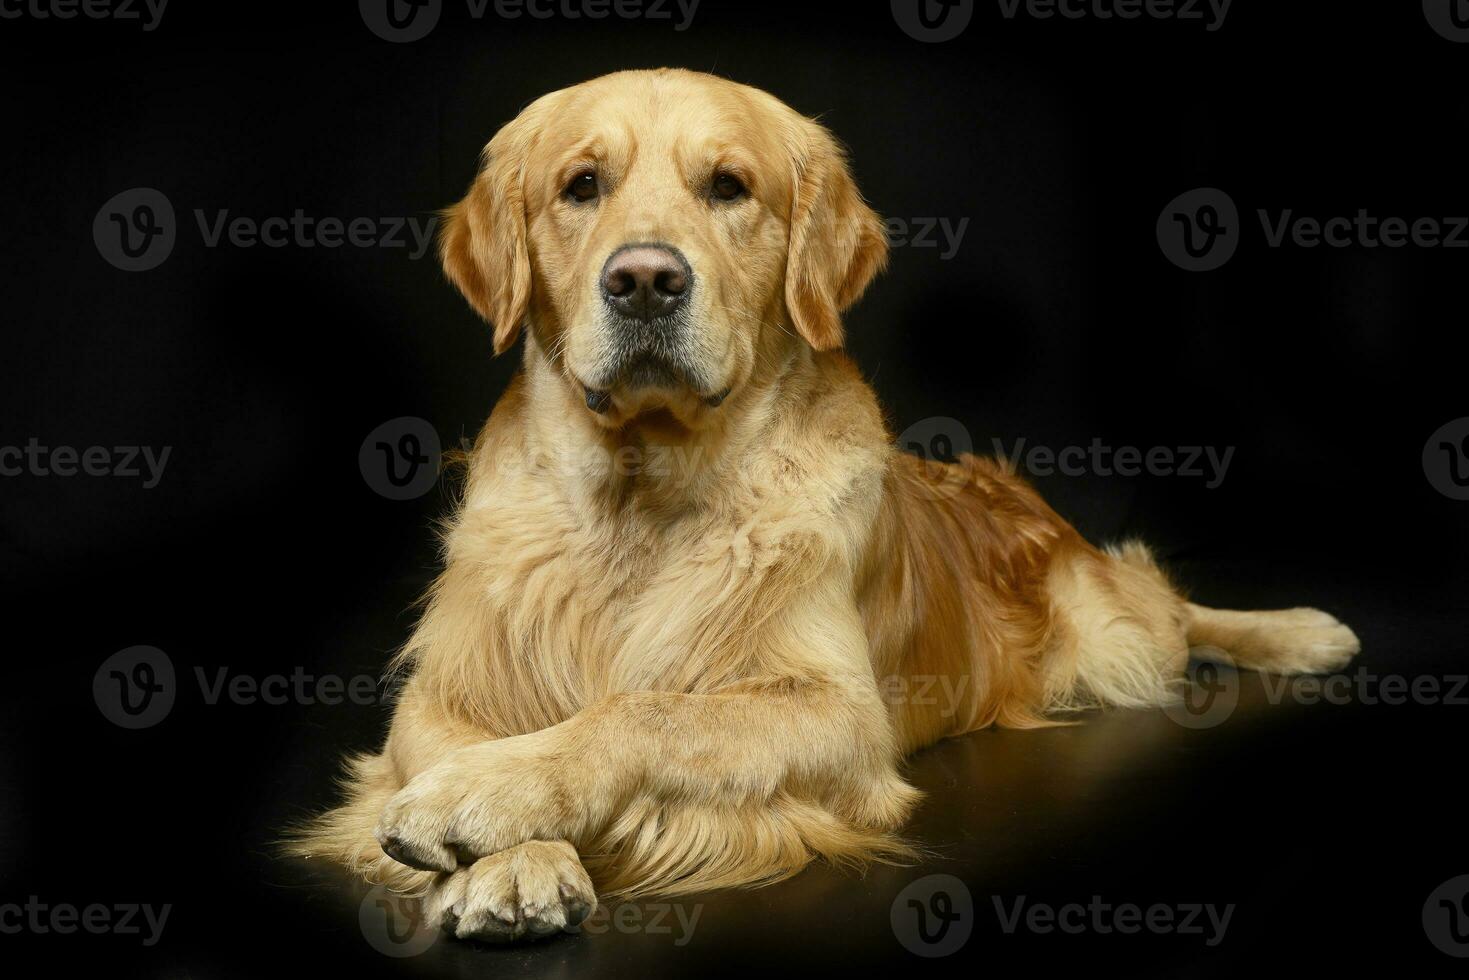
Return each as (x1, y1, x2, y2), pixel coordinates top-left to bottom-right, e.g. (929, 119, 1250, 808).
(579, 351, 731, 416)
(620, 352, 692, 391)
(581, 381, 732, 415)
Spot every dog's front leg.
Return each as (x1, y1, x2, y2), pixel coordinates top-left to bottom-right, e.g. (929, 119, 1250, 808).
(375, 583, 919, 879)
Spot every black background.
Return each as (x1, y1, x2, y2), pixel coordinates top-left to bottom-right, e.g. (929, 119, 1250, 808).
(3, 1, 1468, 976)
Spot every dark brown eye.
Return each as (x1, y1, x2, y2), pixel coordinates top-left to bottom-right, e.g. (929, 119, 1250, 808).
(566, 172, 599, 203)
(711, 172, 746, 202)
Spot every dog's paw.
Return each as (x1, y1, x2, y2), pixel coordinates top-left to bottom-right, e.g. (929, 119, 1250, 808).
(373, 772, 464, 873)
(1255, 608, 1361, 675)
(374, 737, 577, 873)
(428, 841, 596, 944)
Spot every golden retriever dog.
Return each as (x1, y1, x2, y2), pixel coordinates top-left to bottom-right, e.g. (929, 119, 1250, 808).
(291, 68, 1360, 943)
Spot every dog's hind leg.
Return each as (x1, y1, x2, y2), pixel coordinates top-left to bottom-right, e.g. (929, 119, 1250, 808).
(1042, 540, 1192, 712)
(1041, 540, 1361, 713)
(1051, 543, 1357, 714)
(1185, 603, 1360, 675)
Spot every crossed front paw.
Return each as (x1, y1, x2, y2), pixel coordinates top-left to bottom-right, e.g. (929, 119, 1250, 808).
(374, 739, 579, 873)
(427, 840, 597, 944)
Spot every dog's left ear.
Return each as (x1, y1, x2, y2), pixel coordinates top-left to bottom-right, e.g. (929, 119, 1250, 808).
(439, 113, 538, 355)
(784, 121, 890, 351)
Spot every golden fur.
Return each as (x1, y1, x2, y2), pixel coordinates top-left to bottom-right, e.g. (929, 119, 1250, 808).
(289, 69, 1360, 942)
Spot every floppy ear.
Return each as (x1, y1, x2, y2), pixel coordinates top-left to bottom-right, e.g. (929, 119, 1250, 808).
(784, 121, 890, 351)
(439, 127, 534, 355)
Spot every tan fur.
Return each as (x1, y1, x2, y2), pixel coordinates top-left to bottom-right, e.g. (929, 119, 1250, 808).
(287, 70, 1359, 941)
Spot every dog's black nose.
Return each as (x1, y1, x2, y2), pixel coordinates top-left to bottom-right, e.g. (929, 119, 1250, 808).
(601, 244, 690, 321)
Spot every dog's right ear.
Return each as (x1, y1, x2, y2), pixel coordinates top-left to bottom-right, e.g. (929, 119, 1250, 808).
(439, 123, 535, 355)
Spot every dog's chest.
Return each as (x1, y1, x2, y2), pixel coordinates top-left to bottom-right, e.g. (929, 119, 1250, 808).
(473, 493, 760, 699)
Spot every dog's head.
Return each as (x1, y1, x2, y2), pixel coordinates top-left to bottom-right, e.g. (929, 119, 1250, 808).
(440, 69, 888, 428)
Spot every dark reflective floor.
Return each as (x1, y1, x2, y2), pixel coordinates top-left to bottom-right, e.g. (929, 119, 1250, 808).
(245, 575, 1467, 978)
(4, 564, 1464, 977)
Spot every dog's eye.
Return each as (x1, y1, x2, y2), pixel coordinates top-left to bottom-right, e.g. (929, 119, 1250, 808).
(711, 172, 746, 203)
(566, 172, 599, 203)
